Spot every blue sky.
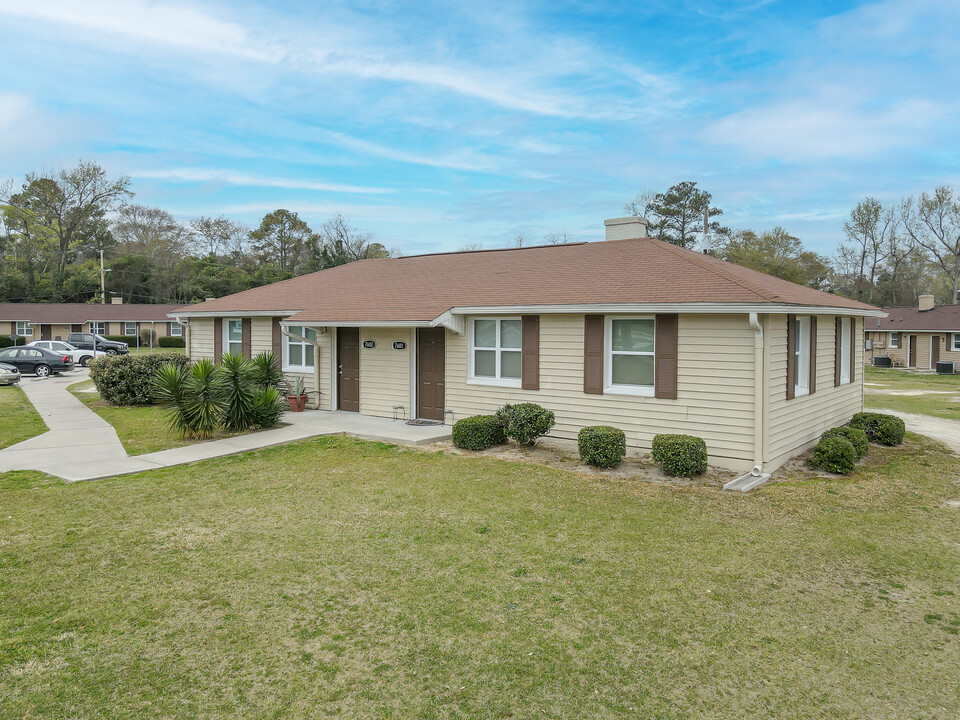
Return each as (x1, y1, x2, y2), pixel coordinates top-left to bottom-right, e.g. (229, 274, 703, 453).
(0, 0, 957, 255)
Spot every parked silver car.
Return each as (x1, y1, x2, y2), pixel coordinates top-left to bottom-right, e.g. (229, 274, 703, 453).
(0, 362, 21, 385)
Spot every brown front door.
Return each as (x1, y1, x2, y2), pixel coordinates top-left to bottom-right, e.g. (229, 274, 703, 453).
(337, 328, 360, 412)
(931, 336, 940, 368)
(417, 327, 445, 421)
(41, 325, 51, 340)
(908, 335, 917, 367)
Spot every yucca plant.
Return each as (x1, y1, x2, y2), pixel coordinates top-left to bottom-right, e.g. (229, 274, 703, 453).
(183, 358, 223, 438)
(153, 363, 192, 436)
(250, 386, 287, 428)
(218, 353, 256, 432)
(251, 350, 283, 389)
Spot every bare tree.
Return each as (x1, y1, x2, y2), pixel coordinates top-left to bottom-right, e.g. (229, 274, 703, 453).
(838, 198, 895, 302)
(191, 215, 247, 256)
(457, 241, 484, 252)
(314, 213, 390, 268)
(900, 186, 960, 304)
(543, 230, 573, 244)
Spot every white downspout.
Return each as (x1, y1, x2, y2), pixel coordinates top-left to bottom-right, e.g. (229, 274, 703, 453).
(749, 312, 764, 476)
(281, 327, 323, 410)
(174, 316, 190, 360)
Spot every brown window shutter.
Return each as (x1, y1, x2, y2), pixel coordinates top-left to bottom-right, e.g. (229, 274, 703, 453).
(834, 317, 842, 387)
(809, 316, 817, 395)
(272, 317, 283, 368)
(654, 314, 678, 399)
(786, 314, 796, 400)
(214, 317, 222, 362)
(164, 322, 171, 337)
(241, 318, 252, 359)
(849, 318, 857, 383)
(583, 315, 604, 394)
(521, 315, 539, 390)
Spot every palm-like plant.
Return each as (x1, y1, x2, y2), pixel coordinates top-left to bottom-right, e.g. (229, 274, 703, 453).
(251, 351, 283, 389)
(218, 353, 256, 432)
(250, 386, 287, 428)
(183, 358, 223, 438)
(153, 363, 191, 436)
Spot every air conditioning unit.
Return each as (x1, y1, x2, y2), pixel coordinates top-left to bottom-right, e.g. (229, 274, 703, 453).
(936, 361, 956, 375)
(873, 356, 892, 368)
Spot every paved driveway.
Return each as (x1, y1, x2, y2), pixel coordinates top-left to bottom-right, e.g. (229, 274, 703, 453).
(888, 411, 960, 455)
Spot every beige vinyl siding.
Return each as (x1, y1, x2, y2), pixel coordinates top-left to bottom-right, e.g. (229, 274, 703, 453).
(866, 331, 956, 368)
(282, 325, 332, 410)
(764, 315, 863, 470)
(50, 325, 71, 341)
(446, 314, 757, 471)
(358, 328, 412, 418)
(187, 318, 215, 359)
(250, 318, 273, 354)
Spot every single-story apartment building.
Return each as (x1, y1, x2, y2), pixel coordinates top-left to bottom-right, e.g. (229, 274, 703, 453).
(0, 300, 184, 342)
(865, 295, 960, 369)
(171, 217, 883, 474)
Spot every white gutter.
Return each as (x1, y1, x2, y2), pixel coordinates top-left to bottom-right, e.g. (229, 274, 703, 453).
(280, 320, 432, 329)
(442, 303, 888, 318)
(167, 310, 299, 319)
(173, 316, 190, 359)
(748, 312, 764, 477)
(280, 328, 323, 410)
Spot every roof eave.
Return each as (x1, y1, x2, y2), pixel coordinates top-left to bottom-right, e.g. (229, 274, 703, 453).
(442, 302, 886, 318)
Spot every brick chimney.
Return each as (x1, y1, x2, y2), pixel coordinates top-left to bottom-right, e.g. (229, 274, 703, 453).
(604, 217, 649, 241)
(918, 294, 934, 311)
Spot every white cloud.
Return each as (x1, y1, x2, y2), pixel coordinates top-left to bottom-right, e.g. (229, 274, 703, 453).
(130, 167, 393, 194)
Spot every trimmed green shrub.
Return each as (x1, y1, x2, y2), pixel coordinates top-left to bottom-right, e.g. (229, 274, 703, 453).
(0, 336, 26, 348)
(850, 412, 906, 446)
(139, 328, 157, 346)
(452, 415, 506, 451)
(158, 336, 186, 348)
(651, 434, 708, 476)
(104, 335, 137, 344)
(812, 435, 857, 475)
(90, 352, 189, 406)
(578, 426, 626, 468)
(496, 403, 555, 446)
(822, 426, 869, 459)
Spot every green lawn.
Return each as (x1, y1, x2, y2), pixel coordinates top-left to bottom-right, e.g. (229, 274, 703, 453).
(0, 385, 46, 449)
(126, 345, 186, 356)
(68, 380, 244, 455)
(2, 435, 960, 718)
(864, 366, 960, 420)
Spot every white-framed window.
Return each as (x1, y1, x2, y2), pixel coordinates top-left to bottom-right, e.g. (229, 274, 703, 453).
(889, 332, 900, 349)
(15, 321, 32, 337)
(952, 333, 960, 351)
(794, 316, 811, 397)
(468, 317, 522, 387)
(89, 321, 105, 335)
(604, 316, 655, 396)
(224, 319, 243, 356)
(170, 322, 183, 337)
(124, 322, 137, 336)
(284, 326, 316, 370)
(840, 317, 852, 384)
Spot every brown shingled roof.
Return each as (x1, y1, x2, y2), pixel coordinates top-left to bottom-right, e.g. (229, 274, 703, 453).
(866, 304, 960, 332)
(0, 303, 183, 323)
(175, 237, 879, 322)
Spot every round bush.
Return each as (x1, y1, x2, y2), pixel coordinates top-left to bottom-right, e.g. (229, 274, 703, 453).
(812, 435, 856, 475)
(90, 352, 190, 406)
(821, 426, 869, 459)
(850, 412, 906, 446)
(452, 415, 507, 451)
(578, 426, 626, 468)
(158, 336, 186, 348)
(495, 403, 555, 446)
(651, 434, 707, 476)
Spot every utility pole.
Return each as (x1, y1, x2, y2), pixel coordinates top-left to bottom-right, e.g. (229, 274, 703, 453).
(100, 250, 106, 304)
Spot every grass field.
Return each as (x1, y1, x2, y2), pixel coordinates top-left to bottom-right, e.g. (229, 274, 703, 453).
(2, 434, 959, 718)
(0, 385, 47, 449)
(865, 366, 960, 420)
(125, 345, 186, 356)
(68, 380, 245, 455)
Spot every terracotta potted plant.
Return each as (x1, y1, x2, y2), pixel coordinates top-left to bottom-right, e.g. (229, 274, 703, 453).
(285, 376, 307, 412)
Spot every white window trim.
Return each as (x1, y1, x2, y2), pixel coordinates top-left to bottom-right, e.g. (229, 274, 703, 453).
(888, 332, 900, 349)
(223, 319, 243, 357)
(15, 321, 33, 337)
(604, 315, 656, 397)
(795, 316, 811, 397)
(840, 318, 852, 385)
(467, 317, 522, 388)
(89, 322, 105, 335)
(283, 326, 316, 372)
(124, 322, 137, 336)
(953, 333, 960, 351)
(170, 322, 183, 337)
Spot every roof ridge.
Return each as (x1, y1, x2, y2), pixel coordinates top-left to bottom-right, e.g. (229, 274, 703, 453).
(649, 238, 785, 303)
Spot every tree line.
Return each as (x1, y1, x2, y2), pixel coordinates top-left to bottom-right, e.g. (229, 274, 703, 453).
(0, 161, 391, 304)
(2, 162, 959, 308)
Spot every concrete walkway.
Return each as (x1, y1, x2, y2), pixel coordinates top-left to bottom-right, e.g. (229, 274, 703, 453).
(0, 372, 450, 482)
(887, 411, 960, 455)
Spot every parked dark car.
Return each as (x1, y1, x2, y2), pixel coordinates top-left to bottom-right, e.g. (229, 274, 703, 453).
(66, 332, 129, 355)
(0, 346, 75, 377)
(0, 362, 20, 385)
